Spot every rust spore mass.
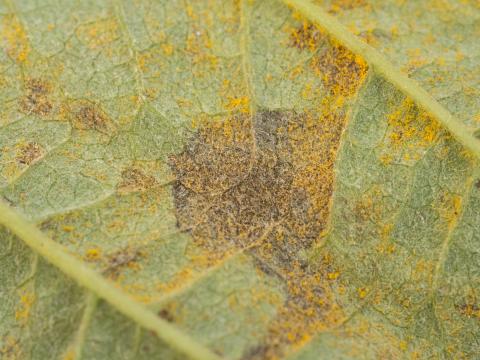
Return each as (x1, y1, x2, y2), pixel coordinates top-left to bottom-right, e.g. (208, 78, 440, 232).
(169, 110, 342, 358)
(169, 110, 324, 263)
(168, 15, 367, 357)
(289, 23, 324, 51)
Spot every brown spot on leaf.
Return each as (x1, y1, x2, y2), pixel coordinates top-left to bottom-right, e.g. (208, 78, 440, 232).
(16, 142, 43, 165)
(456, 302, 480, 319)
(117, 167, 157, 193)
(20, 78, 53, 116)
(71, 101, 114, 133)
(158, 309, 175, 323)
(103, 247, 143, 279)
(0, 336, 22, 360)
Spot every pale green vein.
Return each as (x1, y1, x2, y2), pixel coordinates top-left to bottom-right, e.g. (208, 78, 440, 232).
(239, 0, 255, 112)
(70, 292, 98, 360)
(431, 175, 475, 298)
(113, 0, 147, 110)
(0, 200, 222, 360)
(282, 0, 480, 160)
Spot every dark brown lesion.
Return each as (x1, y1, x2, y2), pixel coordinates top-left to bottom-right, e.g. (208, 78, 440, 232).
(19, 78, 53, 116)
(169, 111, 321, 259)
(158, 308, 175, 323)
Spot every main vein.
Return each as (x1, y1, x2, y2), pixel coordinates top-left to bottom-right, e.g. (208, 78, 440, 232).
(0, 200, 221, 360)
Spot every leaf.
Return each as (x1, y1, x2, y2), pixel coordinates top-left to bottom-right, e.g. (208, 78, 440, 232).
(0, 0, 479, 359)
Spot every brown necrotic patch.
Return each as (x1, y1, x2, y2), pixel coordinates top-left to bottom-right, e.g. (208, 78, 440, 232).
(20, 78, 53, 116)
(169, 109, 345, 357)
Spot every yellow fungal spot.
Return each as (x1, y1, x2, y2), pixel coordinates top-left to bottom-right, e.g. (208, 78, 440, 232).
(381, 98, 441, 165)
(15, 141, 43, 166)
(436, 193, 463, 231)
(225, 96, 250, 113)
(1, 15, 29, 63)
(457, 302, 480, 319)
(161, 43, 174, 56)
(117, 167, 156, 194)
(0, 336, 22, 360)
(327, 271, 340, 280)
(70, 100, 115, 134)
(85, 248, 101, 261)
(390, 25, 399, 37)
(62, 349, 74, 360)
(15, 291, 35, 324)
(288, 21, 323, 51)
(76, 18, 119, 49)
(20, 78, 53, 116)
(357, 287, 368, 299)
(62, 225, 74, 232)
(329, 0, 369, 13)
(311, 39, 368, 97)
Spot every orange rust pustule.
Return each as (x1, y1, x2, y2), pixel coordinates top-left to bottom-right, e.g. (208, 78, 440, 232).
(20, 78, 53, 116)
(311, 41, 368, 97)
(289, 22, 324, 51)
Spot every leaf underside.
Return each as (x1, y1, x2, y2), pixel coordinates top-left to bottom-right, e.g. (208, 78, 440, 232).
(0, 0, 479, 360)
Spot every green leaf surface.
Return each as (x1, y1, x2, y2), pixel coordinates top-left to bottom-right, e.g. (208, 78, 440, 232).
(0, 0, 479, 359)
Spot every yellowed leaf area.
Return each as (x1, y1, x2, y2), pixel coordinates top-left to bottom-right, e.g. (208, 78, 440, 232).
(1, 1, 476, 359)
